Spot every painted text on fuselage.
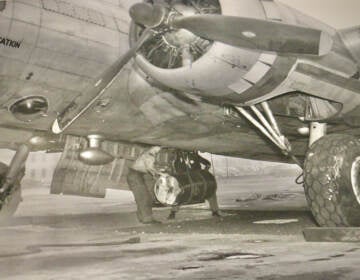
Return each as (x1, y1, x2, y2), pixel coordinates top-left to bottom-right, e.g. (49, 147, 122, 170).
(0, 37, 21, 48)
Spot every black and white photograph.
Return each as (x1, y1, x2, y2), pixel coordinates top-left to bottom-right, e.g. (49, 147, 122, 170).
(1, 0, 360, 279)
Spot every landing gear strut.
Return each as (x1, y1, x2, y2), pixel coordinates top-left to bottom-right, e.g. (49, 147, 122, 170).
(0, 144, 29, 218)
(232, 102, 303, 167)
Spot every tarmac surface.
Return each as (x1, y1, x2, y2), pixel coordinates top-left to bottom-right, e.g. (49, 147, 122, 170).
(1, 175, 360, 279)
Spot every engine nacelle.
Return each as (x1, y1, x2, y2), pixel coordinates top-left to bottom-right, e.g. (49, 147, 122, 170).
(131, 0, 296, 104)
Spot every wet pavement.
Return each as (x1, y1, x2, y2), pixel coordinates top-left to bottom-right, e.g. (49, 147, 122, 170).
(0, 176, 360, 279)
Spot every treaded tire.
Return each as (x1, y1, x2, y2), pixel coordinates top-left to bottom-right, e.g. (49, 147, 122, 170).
(0, 162, 23, 219)
(304, 134, 360, 227)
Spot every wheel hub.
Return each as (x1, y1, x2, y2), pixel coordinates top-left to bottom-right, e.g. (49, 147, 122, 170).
(162, 4, 198, 48)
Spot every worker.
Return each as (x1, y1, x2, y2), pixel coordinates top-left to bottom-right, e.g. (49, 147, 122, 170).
(168, 194, 221, 220)
(127, 146, 162, 224)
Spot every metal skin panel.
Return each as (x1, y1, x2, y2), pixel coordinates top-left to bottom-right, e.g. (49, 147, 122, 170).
(0, 0, 359, 165)
(259, 53, 277, 65)
(340, 26, 360, 67)
(242, 61, 271, 84)
(228, 78, 252, 95)
(261, 0, 282, 21)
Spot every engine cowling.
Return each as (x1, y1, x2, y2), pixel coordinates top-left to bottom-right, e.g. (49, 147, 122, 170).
(130, 0, 290, 103)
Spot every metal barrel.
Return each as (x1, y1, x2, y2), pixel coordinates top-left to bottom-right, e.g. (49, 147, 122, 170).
(154, 170, 217, 206)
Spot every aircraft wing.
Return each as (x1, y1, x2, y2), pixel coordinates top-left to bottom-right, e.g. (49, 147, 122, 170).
(1, 0, 360, 163)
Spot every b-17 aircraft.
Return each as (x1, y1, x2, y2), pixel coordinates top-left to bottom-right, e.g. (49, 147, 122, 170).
(1, 0, 360, 227)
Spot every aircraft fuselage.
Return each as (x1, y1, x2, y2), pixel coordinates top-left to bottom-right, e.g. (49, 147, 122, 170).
(0, 0, 359, 160)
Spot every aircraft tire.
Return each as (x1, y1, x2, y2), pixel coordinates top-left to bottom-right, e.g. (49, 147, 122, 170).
(304, 134, 360, 227)
(0, 162, 23, 219)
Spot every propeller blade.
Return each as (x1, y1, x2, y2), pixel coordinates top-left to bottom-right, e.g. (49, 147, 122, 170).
(171, 15, 333, 56)
(52, 28, 153, 134)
